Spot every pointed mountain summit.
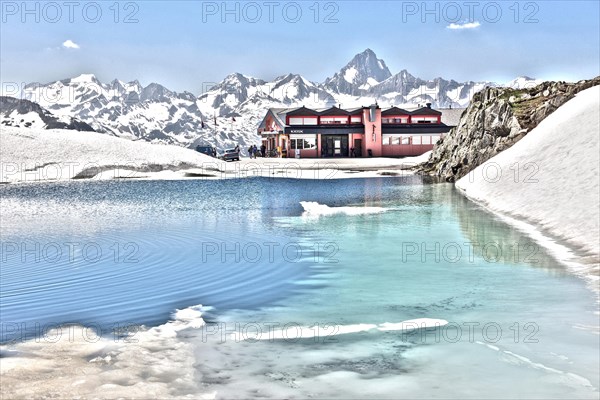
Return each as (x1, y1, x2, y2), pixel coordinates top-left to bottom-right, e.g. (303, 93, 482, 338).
(69, 73, 101, 84)
(323, 49, 392, 95)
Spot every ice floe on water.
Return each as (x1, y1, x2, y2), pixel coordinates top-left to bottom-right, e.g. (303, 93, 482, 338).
(0, 306, 212, 399)
(300, 201, 387, 216)
(228, 318, 449, 341)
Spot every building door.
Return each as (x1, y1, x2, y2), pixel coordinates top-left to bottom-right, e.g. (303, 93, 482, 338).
(341, 136, 349, 156)
(354, 139, 362, 157)
(321, 135, 349, 157)
(325, 137, 333, 157)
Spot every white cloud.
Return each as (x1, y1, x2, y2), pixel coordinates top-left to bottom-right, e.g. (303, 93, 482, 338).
(447, 21, 481, 30)
(62, 40, 80, 49)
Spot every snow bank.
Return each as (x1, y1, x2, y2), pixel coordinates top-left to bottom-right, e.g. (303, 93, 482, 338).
(457, 86, 599, 280)
(0, 126, 223, 183)
(0, 126, 429, 183)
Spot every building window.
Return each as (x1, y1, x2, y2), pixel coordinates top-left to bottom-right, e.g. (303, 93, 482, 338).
(289, 117, 318, 125)
(320, 116, 348, 124)
(382, 117, 408, 124)
(382, 134, 411, 145)
(350, 116, 362, 124)
(410, 135, 440, 145)
(412, 116, 438, 124)
(290, 135, 317, 150)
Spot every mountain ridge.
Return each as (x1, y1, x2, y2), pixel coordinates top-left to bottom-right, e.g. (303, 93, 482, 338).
(19, 49, 541, 150)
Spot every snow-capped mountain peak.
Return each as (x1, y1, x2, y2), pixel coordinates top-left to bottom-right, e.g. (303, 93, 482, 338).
(22, 75, 216, 146)
(324, 48, 393, 94)
(70, 73, 100, 84)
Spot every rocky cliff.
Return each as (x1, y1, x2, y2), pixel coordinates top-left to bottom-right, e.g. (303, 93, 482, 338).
(420, 77, 600, 182)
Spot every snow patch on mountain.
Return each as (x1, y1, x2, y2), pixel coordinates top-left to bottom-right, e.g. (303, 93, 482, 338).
(344, 67, 359, 83)
(1, 96, 95, 131)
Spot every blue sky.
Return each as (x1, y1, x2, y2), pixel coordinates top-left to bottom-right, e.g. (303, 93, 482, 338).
(1, 1, 599, 94)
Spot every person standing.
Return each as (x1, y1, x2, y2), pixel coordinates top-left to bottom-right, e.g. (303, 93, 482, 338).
(253, 145, 258, 159)
(260, 144, 266, 157)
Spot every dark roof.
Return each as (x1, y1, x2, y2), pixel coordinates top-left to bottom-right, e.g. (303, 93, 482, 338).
(318, 106, 351, 116)
(257, 108, 289, 132)
(411, 107, 442, 116)
(381, 107, 411, 116)
(286, 106, 320, 116)
(346, 107, 364, 115)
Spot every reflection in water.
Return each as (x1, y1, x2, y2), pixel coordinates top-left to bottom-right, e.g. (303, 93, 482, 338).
(450, 185, 568, 274)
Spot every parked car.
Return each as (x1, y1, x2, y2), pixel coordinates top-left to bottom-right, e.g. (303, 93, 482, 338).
(221, 148, 240, 161)
(195, 145, 217, 157)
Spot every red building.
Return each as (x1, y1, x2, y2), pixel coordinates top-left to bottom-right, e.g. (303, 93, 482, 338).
(257, 103, 457, 158)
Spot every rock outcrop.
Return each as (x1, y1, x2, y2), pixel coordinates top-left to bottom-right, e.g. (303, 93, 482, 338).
(419, 77, 600, 182)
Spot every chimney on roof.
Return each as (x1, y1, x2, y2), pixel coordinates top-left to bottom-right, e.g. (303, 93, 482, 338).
(426, 102, 432, 109)
(369, 104, 377, 122)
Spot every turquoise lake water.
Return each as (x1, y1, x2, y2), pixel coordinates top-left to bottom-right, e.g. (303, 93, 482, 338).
(0, 177, 598, 398)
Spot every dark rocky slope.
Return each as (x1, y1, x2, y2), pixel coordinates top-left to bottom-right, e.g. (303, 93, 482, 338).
(420, 77, 600, 182)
